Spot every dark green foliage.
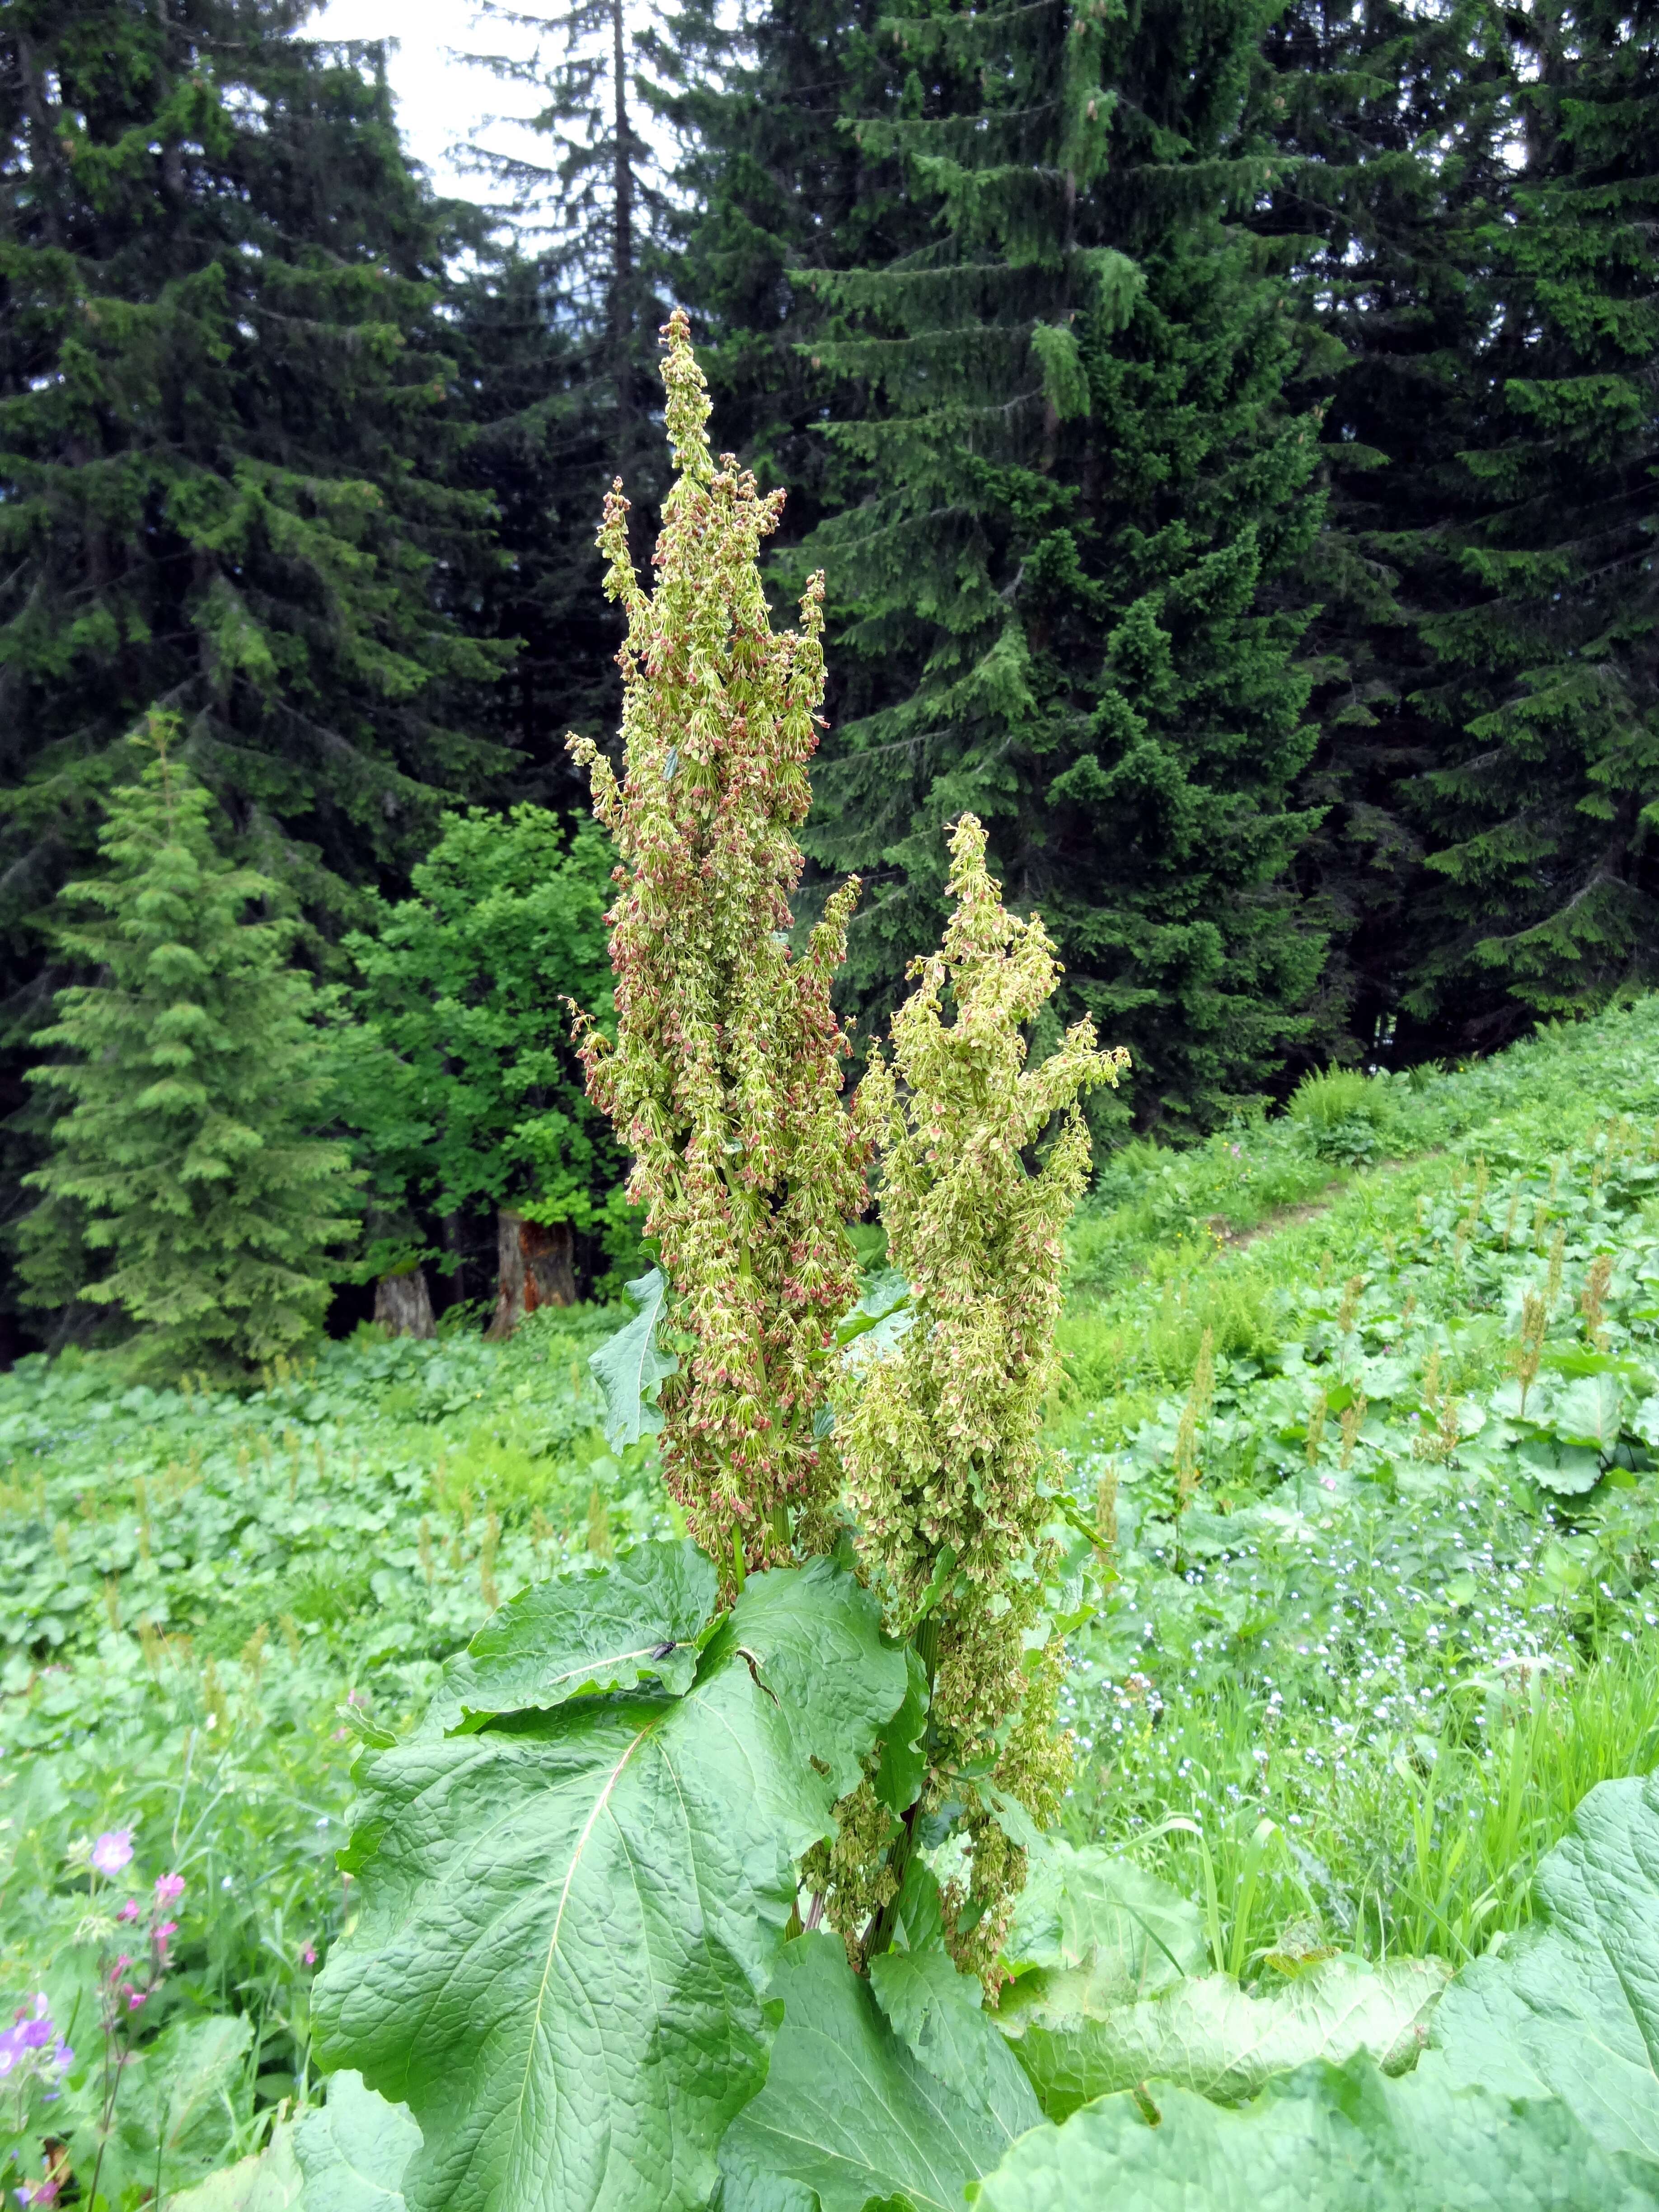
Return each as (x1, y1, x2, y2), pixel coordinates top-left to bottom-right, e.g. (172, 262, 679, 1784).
(462, 0, 673, 607)
(446, 256, 626, 795)
(1405, 1, 1659, 1026)
(1253, 0, 1514, 1055)
(332, 805, 631, 1291)
(0, 0, 510, 921)
(649, 0, 927, 510)
(791, 0, 1335, 1129)
(1265, 0, 1659, 1050)
(17, 718, 358, 1373)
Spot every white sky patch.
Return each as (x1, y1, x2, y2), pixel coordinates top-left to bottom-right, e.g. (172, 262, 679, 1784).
(305, 0, 549, 203)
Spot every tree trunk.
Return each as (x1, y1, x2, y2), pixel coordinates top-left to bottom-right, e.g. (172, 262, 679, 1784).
(374, 1266, 436, 1340)
(487, 1212, 577, 1338)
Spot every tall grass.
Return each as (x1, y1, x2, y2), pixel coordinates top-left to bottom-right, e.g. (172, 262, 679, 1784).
(1069, 1642, 1659, 1973)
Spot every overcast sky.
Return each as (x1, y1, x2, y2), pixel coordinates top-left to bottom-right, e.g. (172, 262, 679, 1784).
(307, 0, 548, 202)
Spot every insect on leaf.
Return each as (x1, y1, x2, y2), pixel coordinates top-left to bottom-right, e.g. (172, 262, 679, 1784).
(426, 1540, 717, 1733)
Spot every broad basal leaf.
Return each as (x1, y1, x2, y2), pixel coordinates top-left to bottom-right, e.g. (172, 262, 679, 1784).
(165, 2125, 303, 2212)
(428, 1540, 717, 1733)
(997, 1954, 1450, 2120)
(971, 2055, 1659, 2212)
(313, 1562, 894, 2212)
(724, 1555, 909, 1800)
(1428, 1771, 1659, 2163)
(1549, 1373, 1625, 1452)
(589, 1269, 677, 1452)
(717, 1934, 1039, 2212)
(1002, 1842, 1208, 1996)
(298, 2071, 422, 2211)
(1516, 1433, 1604, 1495)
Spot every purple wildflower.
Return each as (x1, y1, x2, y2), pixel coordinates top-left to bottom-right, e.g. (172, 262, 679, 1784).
(89, 1830, 134, 1877)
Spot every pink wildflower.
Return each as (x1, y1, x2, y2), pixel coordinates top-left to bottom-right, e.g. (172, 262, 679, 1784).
(89, 1829, 134, 1877)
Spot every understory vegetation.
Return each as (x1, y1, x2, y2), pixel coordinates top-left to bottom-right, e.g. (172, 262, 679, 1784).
(6, 995, 1659, 2203)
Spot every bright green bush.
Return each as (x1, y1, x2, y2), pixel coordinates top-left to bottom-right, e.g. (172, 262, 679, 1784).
(333, 803, 633, 1293)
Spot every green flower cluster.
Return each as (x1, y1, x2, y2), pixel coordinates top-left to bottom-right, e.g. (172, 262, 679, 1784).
(837, 817, 1127, 1977)
(568, 312, 868, 1572)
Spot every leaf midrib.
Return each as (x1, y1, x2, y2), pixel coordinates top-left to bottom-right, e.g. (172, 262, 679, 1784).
(515, 1708, 662, 2143)
(470, 1640, 682, 1711)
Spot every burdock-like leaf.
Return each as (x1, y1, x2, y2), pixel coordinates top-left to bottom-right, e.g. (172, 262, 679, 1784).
(297, 2072, 422, 2210)
(972, 2056, 1659, 2212)
(718, 1935, 1039, 2212)
(1003, 1842, 1208, 1996)
(163, 2128, 303, 2212)
(998, 1955, 1449, 2119)
(314, 1561, 904, 2212)
(1428, 1771, 1659, 2163)
(589, 1268, 677, 1451)
(428, 1541, 717, 1733)
(868, 1944, 1000, 2108)
(724, 1555, 909, 1798)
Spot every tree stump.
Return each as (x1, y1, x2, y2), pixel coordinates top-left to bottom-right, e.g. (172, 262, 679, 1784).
(487, 1211, 577, 1338)
(374, 1266, 436, 1340)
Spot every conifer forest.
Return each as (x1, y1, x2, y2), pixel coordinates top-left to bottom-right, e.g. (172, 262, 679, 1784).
(2, 5, 1659, 2211)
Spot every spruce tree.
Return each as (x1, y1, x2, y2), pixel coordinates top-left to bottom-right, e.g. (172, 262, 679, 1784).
(0, 0, 511, 945)
(447, 255, 623, 796)
(1401, 0, 1659, 1028)
(1257, 0, 1518, 1054)
(648, 0, 928, 498)
(795, 0, 1334, 1129)
(459, 0, 673, 651)
(18, 717, 359, 1374)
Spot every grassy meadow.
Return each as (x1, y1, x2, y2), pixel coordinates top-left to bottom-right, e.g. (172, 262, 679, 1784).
(6, 996, 1659, 2181)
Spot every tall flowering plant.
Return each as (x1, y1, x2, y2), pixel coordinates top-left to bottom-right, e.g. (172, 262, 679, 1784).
(312, 321, 1133, 2212)
(833, 817, 1127, 1978)
(569, 310, 869, 1572)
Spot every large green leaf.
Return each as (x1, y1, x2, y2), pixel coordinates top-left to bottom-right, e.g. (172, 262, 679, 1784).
(1516, 1433, 1604, 1495)
(724, 1556, 909, 1799)
(428, 1541, 717, 1733)
(835, 1270, 914, 1365)
(71, 2013, 252, 2208)
(718, 1934, 1040, 2212)
(869, 1944, 1003, 2109)
(165, 2125, 303, 2212)
(297, 2071, 422, 2211)
(1001, 1842, 1208, 1996)
(589, 1269, 677, 1452)
(1549, 1372, 1625, 1451)
(970, 2055, 1659, 2212)
(164, 2079, 417, 2212)
(1428, 1771, 1659, 2162)
(873, 1646, 930, 1817)
(313, 1561, 903, 2212)
(997, 1955, 1449, 2120)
